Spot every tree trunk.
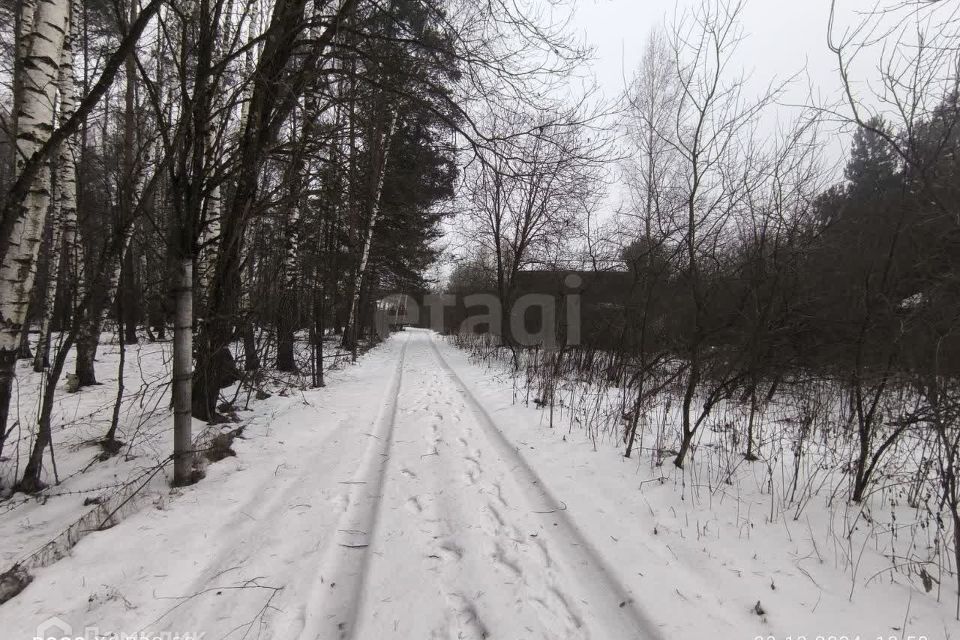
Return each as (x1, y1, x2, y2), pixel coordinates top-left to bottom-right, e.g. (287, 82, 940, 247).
(344, 111, 397, 359)
(172, 259, 194, 485)
(745, 382, 759, 461)
(17, 314, 33, 360)
(675, 352, 700, 468)
(197, 196, 220, 309)
(313, 267, 325, 387)
(118, 0, 139, 346)
(34, 188, 65, 372)
(121, 248, 140, 344)
(0, 0, 70, 442)
(275, 196, 301, 372)
(624, 381, 644, 459)
(11, 0, 34, 171)
(276, 97, 310, 372)
(37, 82, 80, 372)
(75, 55, 141, 385)
(104, 293, 126, 448)
(19, 325, 76, 493)
(852, 421, 870, 503)
(242, 253, 260, 372)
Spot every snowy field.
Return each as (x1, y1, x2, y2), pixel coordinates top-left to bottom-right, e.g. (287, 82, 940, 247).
(0, 330, 955, 639)
(0, 330, 356, 577)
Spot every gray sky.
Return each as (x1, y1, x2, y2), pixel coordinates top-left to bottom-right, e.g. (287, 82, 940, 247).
(572, 0, 873, 105)
(568, 0, 887, 216)
(439, 1, 890, 273)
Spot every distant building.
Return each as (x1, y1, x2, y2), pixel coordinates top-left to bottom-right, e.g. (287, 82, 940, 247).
(440, 269, 644, 348)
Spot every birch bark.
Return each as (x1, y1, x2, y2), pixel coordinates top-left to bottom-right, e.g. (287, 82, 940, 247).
(344, 111, 398, 360)
(0, 0, 70, 455)
(34, 0, 79, 372)
(172, 259, 194, 485)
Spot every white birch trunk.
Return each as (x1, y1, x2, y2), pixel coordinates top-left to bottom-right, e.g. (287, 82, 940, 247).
(237, 0, 260, 131)
(62, 170, 82, 298)
(172, 259, 194, 485)
(283, 200, 300, 289)
(1, 0, 69, 397)
(33, 187, 63, 372)
(198, 0, 234, 305)
(345, 111, 398, 356)
(12, 0, 40, 150)
(34, 0, 78, 372)
(197, 187, 220, 303)
(172, 0, 199, 478)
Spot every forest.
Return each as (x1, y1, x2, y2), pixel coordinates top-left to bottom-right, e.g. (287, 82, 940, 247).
(0, 0, 557, 488)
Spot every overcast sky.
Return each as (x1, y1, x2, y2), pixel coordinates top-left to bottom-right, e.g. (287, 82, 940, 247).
(439, 1, 892, 271)
(572, 0, 875, 104)
(565, 0, 889, 218)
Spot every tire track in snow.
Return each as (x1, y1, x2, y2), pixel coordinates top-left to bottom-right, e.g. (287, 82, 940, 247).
(428, 340, 589, 639)
(164, 408, 373, 637)
(469, 464, 588, 639)
(353, 339, 501, 639)
(281, 335, 409, 640)
(177, 412, 361, 600)
(358, 333, 590, 638)
(419, 383, 493, 640)
(427, 334, 664, 640)
(398, 349, 490, 639)
(55, 341, 412, 639)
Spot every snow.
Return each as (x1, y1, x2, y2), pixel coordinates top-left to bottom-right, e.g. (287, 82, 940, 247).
(443, 343, 958, 639)
(0, 331, 354, 573)
(1, 336, 175, 571)
(1, 329, 956, 639)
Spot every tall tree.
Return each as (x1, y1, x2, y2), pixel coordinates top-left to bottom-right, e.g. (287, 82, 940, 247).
(0, 0, 71, 457)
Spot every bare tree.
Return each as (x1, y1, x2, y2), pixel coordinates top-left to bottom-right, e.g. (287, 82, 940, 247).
(463, 107, 605, 351)
(663, 0, 781, 468)
(619, 27, 685, 458)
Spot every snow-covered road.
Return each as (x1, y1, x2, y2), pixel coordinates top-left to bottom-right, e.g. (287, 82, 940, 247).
(4, 330, 661, 640)
(336, 331, 657, 640)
